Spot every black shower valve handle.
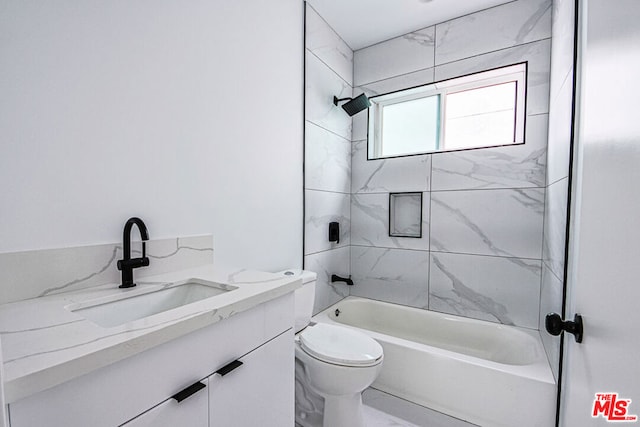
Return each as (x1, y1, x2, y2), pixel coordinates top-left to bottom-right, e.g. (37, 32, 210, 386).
(328, 221, 340, 244)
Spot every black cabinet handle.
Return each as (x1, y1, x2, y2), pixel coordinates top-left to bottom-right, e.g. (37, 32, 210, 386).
(171, 381, 206, 403)
(215, 359, 243, 376)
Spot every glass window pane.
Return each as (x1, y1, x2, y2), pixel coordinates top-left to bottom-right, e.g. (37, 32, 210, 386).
(381, 95, 439, 157)
(444, 82, 517, 150)
(445, 110, 516, 150)
(367, 63, 525, 159)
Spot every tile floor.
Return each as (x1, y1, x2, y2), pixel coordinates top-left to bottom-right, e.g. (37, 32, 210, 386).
(362, 388, 476, 427)
(296, 387, 476, 427)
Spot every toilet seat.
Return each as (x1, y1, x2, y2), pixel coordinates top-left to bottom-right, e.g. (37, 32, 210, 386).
(299, 323, 383, 367)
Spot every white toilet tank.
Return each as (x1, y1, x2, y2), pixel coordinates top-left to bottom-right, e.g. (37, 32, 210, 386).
(276, 269, 317, 333)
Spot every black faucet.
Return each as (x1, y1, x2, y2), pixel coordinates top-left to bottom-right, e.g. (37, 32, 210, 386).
(117, 217, 150, 288)
(331, 274, 354, 286)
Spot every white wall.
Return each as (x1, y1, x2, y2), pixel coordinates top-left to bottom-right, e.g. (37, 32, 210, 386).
(0, 0, 304, 272)
(560, 0, 640, 423)
(0, 337, 5, 427)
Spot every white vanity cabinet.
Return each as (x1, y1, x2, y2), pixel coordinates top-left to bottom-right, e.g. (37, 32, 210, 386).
(8, 293, 294, 427)
(121, 383, 209, 427)
(208, 331, 293, 426)
(122, 331, 293, 427)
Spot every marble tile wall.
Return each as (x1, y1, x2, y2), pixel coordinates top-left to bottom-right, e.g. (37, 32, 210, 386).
(304, 4, 354, 314)
(539, 0, 575, 380)
(0, 235, 213, 305)
(433, 39, 551, 116)
(434, 0, 552, 65)
(350, 246, 430, 309)
(349, 0, 553, 329)
(351, 193, 429, 251)
(304, 246, 351, 315)
(430, 252, 542, 328)
(354, 28, 435, 87)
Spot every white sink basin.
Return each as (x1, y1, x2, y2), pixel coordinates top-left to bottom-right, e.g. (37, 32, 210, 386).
(69, 279, 237, 328)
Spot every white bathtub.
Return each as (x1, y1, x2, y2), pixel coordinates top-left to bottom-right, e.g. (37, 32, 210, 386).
(313, 297, 557, 427)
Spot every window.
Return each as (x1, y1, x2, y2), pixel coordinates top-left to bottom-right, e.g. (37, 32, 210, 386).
(367, 63, 527, 159)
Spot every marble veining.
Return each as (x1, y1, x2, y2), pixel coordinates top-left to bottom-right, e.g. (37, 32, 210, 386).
(354, 27, 435, 86)
(432, 147, 546, 190)
(350, 246, 429, 309)
(431, 115, 548, 191)
(515, 0, 553, 44)
(0, 264, 300, 403)
(351, 195, 389, 237)
(303, 4, 354, 308)
(430, 188, 544, 260)
(304, 247, 350, 314)
(37, 246, 120, 298)
(305, 51, 352, 141)
(38, 237, 213, 298)
(434, 39, 552, 116)
(403, 30, 436, 48)
(305, 4, 353, 86)
(304, 0, 557, 331)
(430, 255, 514, 325)
(435, 0, 551, 65)
(429, 252, 541, 328)
(352, 141, 431, 194)
(0, 235, 213, 305)
(0, 319, 84, 335)
(354, 68, 435, 100)
(351, 193, 429, 251)
(3, 310, 203, 365)
(304, 190, 350, 255)
(305, 121, 351, 194)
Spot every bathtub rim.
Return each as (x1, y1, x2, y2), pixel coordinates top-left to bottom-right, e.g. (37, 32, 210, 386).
(312, 296, 556, 385)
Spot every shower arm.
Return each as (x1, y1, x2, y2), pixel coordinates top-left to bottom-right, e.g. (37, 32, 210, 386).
(333, 96, 351, 106)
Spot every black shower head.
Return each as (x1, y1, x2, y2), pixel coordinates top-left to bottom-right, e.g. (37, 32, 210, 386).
(333, 93, 371, 116)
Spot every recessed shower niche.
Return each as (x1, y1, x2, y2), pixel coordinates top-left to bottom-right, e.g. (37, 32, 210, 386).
(389, 192, 423, 238)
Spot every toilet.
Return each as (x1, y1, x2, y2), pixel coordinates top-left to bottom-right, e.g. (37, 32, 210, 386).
(278, 270, 383, 427)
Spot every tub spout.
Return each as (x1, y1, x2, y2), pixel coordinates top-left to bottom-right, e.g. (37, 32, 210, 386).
(331, 274, 354, 286)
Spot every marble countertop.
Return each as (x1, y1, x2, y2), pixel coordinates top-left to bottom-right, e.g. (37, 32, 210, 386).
(0, 264, 300, 403)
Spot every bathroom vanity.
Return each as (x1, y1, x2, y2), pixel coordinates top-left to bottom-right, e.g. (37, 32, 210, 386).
(0, 265, 299, 426)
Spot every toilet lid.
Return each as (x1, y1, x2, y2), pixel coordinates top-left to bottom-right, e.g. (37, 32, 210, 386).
(299, 323, 383, 367)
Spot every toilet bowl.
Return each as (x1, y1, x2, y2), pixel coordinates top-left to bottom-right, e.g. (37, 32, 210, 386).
(295, 323, 383, 427)
(277, 270, 384, 427)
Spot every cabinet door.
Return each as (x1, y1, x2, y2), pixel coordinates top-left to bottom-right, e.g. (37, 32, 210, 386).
(208, 330, 294, 427)
(122, 381, 208, 427)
